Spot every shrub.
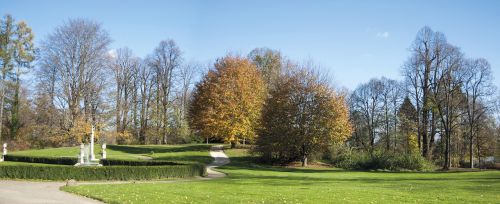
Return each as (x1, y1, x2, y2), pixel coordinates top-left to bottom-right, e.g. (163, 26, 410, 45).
(0, 163, 206, 180)
(4, 155, 77, 165)
(329, 147, 435, 171)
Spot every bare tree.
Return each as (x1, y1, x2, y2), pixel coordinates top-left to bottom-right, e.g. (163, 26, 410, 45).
(39, 19, 111, 130)
(462, 58, 496, 168)
(148, 40, 182, 144)
(404, 26, 448, 159)
(110, 47, 139, 138)
(350, 78, 384, 153)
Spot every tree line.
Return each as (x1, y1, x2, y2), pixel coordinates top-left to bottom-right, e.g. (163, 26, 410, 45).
(349, 27, 498, 169)
(1, 15, 499, 169)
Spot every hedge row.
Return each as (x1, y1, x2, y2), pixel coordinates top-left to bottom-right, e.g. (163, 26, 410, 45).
(4, 155, 186, 166)
(0, 163, 207, 180)
(4, 155, 77, 165)
(100, 159, 180, 166)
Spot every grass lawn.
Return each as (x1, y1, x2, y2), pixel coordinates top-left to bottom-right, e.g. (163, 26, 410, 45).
(62, 147, 500, 204)
(6, 144, 213, 164)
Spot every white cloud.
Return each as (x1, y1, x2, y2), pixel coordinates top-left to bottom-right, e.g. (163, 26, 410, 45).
(376, 31, 390, 39)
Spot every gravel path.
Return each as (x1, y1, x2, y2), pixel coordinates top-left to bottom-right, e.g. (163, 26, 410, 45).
(0, 145, 229, 203)
(0, 180, 101, 204)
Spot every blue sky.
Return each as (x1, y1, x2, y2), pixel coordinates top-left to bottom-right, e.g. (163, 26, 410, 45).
(2, 0, 499, 90)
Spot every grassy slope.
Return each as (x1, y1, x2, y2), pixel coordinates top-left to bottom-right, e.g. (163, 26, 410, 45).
(63, 148, 500, 204)
(5, 144, 213, 164)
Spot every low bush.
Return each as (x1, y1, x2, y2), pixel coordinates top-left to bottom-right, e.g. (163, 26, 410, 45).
(4, 155, 77, 165)
(329, 147, 435, 171)
(0, 163, 206, 180)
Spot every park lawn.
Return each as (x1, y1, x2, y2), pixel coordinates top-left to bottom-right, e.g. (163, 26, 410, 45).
(63, 148, 500, 204)
(8, 144, 213, 164)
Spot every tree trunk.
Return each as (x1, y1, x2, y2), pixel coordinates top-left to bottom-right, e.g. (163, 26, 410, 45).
(301, 155, 308, 167)
(230, 141, 236, 149)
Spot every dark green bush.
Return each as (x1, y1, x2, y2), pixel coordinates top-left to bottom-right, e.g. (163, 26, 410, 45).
(4, 155, 77, 165)
(0, 163, 206, 180)
(329, 147, 434, 171)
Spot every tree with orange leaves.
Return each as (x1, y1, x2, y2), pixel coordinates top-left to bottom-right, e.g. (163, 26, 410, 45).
(189, 55, 266, 148)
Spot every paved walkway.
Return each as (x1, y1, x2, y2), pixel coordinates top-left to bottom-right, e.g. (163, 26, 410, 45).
(0, 145, 230, 204)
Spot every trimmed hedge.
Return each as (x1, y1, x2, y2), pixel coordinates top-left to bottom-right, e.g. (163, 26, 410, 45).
(0, 163, 206, 180)
(100, 159, 180, 166)
(4, 155, 77, 165)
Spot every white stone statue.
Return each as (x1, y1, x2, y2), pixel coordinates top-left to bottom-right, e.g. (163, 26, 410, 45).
(90, 125, 97, 161)
(2, 143, 6, 156)
(0, 143, 6, 162)
(79, 143, 85, 165)
(101, 143, 107, 159)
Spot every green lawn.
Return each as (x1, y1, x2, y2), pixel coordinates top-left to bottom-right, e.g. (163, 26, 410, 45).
(62, 147, 500, 204)
(7, 144, 213, 164)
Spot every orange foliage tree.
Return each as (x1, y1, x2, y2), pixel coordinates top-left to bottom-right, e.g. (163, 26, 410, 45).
(256, 67, 352, 166)
(189, 55, 266, 147)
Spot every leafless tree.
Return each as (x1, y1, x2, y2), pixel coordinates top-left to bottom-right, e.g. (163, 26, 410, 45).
(148, 40, 182, 144)
(39, 19, 111, 128)
(462, 58, 496, 168)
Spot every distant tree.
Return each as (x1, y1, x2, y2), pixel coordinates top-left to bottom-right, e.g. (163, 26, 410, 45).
(399, 96, 418, 154)
(109, 47, 140, 143)
(147, 40, 182, 144)
(189, 55, 265, 147)
(350, 78, 384, 153)
(248, 48, 282, 90)
(256, 67, 351, 166)
(462, 58, 496, 168)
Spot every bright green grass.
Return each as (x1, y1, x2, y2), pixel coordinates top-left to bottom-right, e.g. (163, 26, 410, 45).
(62, 148, 500, 204)
(7, 144, 213, 164)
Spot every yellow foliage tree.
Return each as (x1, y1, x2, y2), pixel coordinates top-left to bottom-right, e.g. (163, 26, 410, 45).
(189, 55, 266, 147)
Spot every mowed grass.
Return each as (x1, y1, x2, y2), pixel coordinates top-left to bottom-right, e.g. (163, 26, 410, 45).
(5, 144, 213, 164)
(63, 148, 500, 204)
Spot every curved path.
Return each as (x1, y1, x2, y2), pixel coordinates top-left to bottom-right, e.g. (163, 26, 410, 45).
(0, 145, 229, 204)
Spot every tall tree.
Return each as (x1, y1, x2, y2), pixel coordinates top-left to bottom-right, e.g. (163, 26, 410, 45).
(148, 40, 182, 144)
(257, 66, 352, 166)
(189, 55, 265, 147)
(0, 15, 35, 142)
(404, 26, 448, 159)
(462, 58, 496, 168)
(38, 19, 111, 144)
(350, 78, 384, 153)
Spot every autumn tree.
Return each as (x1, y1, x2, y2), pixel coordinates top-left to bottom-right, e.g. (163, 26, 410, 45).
(189, 55, 265, 147)
(256, 66, 351, 166)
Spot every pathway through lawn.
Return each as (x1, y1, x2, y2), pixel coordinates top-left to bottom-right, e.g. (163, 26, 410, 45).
(0, 145, 229, 204)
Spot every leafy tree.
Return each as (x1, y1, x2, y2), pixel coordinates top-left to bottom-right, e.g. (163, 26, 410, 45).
(399, 96, 418, 154)
(256, 67, 352, 166)
(0, 15, 35, 142)
(189, 55, 265, 147)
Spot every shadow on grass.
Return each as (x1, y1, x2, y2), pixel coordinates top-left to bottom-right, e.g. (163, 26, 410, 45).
(153, 155, 213, 164)
(107, 144, 212, 154)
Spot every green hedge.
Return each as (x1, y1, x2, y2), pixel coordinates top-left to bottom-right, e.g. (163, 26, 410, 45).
(0, 163, 206, 180)
(4, 155, 77, 165)
(100, 159, 180, 166)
